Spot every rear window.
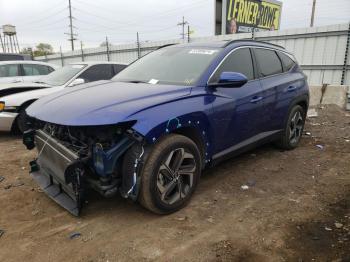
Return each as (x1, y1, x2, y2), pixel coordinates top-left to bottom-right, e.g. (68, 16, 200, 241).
(278, 52, 296, 72)
(254, 48, 283, 77)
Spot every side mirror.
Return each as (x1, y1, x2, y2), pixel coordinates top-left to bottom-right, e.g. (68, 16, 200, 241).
(210, 72, 248, 88)
(68, 78, 85, 87)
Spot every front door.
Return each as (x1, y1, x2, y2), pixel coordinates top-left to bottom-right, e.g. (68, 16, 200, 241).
(209, 47, 264, 155)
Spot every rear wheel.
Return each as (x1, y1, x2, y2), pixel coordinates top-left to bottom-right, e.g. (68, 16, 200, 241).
(276, 105, 305, 150)
(138, 134, 201, 214)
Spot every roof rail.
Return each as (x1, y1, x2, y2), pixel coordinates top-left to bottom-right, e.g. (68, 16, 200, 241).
(223, 39, 285, 49)
(156, 43, 178, 50)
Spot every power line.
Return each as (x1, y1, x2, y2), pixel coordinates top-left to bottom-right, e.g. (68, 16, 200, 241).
(15, 7, 68, 26)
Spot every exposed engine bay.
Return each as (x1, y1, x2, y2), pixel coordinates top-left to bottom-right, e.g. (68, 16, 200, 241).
(23, 119, 145, 216)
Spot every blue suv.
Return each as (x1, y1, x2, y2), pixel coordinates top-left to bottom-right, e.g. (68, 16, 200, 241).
(23, 40, 309, 215)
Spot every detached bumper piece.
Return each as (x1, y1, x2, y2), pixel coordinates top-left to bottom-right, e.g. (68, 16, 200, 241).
(31, 130, 84, 216)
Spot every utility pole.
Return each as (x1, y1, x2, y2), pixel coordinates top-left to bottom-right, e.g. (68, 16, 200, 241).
(187, 25, 190, 43)
(136, 32, 141, 59)
(310, 0, 316, 27)
(66, 0, 77, 50)
(177, 16, 188, 41)
(106, 36, 110, 61)
(80, 41, 84, 61)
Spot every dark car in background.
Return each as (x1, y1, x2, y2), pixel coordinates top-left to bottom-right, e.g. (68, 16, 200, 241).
(0, 53, 32, 61)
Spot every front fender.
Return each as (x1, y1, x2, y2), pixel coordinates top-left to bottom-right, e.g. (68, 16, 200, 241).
(126, 94, 215, 161)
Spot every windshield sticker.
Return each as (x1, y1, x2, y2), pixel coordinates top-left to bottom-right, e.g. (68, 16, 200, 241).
(189, 49, 218, 55)
(148, 79, 159, 84)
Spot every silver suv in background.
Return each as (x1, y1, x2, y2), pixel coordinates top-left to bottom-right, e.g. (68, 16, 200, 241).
(0, 60, 58, 84)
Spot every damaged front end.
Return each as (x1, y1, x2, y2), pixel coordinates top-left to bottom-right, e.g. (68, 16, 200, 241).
(23, 120, 144, 216)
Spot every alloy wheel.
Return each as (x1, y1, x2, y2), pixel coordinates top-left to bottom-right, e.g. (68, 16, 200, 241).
(289, 110, 303, 144)
(156, 148, 196, 205)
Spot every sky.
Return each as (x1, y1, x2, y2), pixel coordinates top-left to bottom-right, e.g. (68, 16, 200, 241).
(0, 0, 349, 52)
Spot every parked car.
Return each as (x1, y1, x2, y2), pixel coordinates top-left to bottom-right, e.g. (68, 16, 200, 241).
(0, 53, 32, 61)
(23, 40, 309, 216)
(0, 61, 128, 133)
(0, 60, 58, 84)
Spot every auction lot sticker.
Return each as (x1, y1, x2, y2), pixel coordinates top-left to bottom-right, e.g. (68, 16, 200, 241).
(189, 49, 218, 55)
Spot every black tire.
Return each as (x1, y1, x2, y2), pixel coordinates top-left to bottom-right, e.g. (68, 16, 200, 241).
(276, 105, 305, 150)
(137, 134, 201, 214)
(15, 109, 29, 134)
(10, 108, 29, 135)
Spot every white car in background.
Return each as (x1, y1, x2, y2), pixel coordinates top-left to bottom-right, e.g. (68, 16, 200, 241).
(0, 60, 58, 84)
(0, 61, 128, 133)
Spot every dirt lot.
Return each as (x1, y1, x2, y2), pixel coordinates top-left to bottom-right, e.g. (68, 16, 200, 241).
(0, 105, 349, 262)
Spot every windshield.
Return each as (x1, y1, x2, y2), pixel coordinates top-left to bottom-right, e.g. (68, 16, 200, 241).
(112, 47, 221, 86)
(39, 64, 86, 86)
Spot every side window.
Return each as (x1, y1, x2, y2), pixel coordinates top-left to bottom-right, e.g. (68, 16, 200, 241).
(23, 64, 50, 76)
(79, 64, 114, 83)
(47, 66, 55, 73)
(0, 64, 19, 77)
(113, 64, 127, 75)
(278, 52, 296, 72)
(210, 48, 254, 83)
(254, 48, 283, 77)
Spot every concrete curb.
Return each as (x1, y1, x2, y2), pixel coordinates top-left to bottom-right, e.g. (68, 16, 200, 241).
(309, 85, 350, 110)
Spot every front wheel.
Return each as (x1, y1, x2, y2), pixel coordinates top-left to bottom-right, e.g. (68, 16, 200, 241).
(276, 105, 305, 150)
(15, 109, 29, 134)
(137, 134, 201, 214)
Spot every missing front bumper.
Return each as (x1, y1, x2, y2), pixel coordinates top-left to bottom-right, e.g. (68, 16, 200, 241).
(30, 130, 83, 216)
(31, 169, 80, 216)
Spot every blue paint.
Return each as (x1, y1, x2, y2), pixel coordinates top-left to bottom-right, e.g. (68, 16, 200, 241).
(27, 40, 309, 168)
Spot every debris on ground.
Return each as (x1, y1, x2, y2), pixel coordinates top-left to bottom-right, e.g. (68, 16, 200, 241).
(206, 217, 215, 223)
(69, 232, 82, 240)
(241, 185, 249, 190)
(0, 176, 4, 183)
(325, 226, 333, 231)
(316, 144, 324, 150)
(0, 229, 4, 238)
(305, 132, 312, 136)
(246, 179, 256, 187)
(307, 108, 318, 118)
(335, 223, 343, 229)
(175, 217, 187, 221)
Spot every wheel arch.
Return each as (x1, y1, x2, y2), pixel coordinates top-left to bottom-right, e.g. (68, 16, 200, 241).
(11, 99, 37, 132)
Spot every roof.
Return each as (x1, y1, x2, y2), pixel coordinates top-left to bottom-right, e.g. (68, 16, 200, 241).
(69, 61, 129, 66)
(0, 60, 57, 66)
(172, 39, 286, 51)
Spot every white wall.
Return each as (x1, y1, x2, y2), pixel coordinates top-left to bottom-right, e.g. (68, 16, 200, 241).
(37, 23, 350, 85)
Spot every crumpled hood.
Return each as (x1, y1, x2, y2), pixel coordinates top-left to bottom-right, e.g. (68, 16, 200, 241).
(27, 81, 191, 126)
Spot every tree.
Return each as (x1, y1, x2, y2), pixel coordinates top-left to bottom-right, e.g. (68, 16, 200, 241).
(33, 43, 54, 57)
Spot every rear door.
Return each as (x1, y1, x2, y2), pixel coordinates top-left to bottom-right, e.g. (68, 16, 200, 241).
(210, 47, 264, 154)
(253, 48, 303, 132)
(253, 48, 287, 132)
(22, 63, 53, 82)
(0, 63, 22, 83)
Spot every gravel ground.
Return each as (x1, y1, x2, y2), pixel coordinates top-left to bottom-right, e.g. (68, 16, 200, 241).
(0, 105, 349, 262)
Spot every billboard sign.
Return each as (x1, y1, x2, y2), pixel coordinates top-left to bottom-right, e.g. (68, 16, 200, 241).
(215, 0, 282, 35)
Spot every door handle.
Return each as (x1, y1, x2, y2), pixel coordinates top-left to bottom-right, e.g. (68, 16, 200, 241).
(286, 86, 297, 92)
(250, 96, 263, 103)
